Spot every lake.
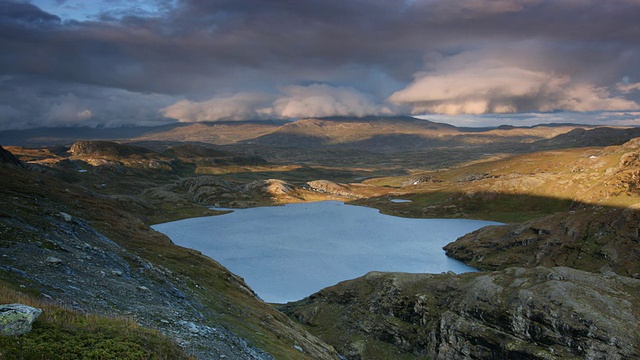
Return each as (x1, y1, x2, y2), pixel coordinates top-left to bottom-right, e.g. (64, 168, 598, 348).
(152, 201, 499, 303)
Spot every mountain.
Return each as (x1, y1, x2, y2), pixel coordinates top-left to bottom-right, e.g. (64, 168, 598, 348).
(0, 124, 184, 147)
(136, 120, 287, 145)
(532, 126, 640, 149)
(4, 118, 639, 155)
(246, 116, 459, 149)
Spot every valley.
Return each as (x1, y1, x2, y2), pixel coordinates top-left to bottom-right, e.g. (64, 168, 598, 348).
(1, 116, 640, 359)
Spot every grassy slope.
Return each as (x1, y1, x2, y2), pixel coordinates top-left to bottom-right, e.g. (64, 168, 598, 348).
(355, 138, 640, 223)
(0, 281, 192, 360)
(0, 163, 338, 359)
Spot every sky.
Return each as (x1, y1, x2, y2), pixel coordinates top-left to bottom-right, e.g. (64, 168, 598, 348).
(1, 0, 640, 130)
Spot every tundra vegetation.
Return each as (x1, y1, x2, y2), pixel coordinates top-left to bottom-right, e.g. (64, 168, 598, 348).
(1, 117, 640, 359)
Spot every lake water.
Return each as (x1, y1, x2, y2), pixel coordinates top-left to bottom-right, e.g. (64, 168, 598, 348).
(152, 201, 499, 303)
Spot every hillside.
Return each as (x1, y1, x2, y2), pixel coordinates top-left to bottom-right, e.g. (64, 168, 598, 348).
(281, 268, 640, 359)
(136, 121, 287, 145)
(0, 146, 339, 359)
(3, 124, 640, 359)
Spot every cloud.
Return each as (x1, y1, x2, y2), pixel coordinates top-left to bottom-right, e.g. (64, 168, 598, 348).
(272, 84, 392, 118)
(0, 75, 175, 130)
(161, 92, 274, 122)
(44, 93, 93, 125)
(389, 50, 640, 115)
(618, 82, 640, 93)
(162, 84, 394, 122)
(422, 110, 640, 128)
(0, 1, 61, 24)
(2, 0, 640, 128)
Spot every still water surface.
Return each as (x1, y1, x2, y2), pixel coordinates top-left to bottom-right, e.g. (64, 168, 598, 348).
(152, 201, 499, 303)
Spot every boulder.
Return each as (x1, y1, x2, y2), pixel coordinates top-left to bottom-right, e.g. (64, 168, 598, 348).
(0, 303, 42, 336)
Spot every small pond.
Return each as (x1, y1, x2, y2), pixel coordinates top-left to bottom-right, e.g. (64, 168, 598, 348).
(152, 201, 499, 303)
(390, 198, 412, 203)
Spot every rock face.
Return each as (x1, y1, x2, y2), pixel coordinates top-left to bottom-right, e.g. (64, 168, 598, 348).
(0, 146, 24, 167)
(70, 141, 154, 158)
(306, 180, 359, 198)
(0, 304, 42, 336)
(146, 176, 303, 207)
(444, 205, 640, 278)
(282, 267, 640, 360)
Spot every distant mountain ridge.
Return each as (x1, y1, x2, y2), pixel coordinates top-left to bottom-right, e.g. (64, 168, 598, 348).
(3, 117, 640, 156)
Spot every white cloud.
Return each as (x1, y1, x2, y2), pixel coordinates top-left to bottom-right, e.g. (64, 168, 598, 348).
(161, 92, 274, 122)
(272, 84, 392, 118)
(162, 84, 394, 122)
(618, 82, 640, 93)
(420, 111, 640, 128)
(389, 53, 640, 115)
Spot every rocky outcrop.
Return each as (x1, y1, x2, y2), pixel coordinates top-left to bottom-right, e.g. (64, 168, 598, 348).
(444, 205, 640, 278)
(0, 145, 24, 167)
(282, 267, 640, 360)
(306, 180, 360, 198)
(69, 141, 174, 171)
(70, 141, 154, 158)
(0, 304, 42, 336)
(240, 179, 295, 196)
(146, 176, 303, 207)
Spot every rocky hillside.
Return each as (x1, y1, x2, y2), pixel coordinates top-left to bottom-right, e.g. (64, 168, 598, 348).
(282, 268, 640, 360)
(0, 145, 24, 167)
(137, 121, 286, 145)
(532, 126, 640, 149)
(0, 148, 339, 359)
(69, 140, 176, 171)
(144, 176, 313, 208)
(444, 205, 640, 278)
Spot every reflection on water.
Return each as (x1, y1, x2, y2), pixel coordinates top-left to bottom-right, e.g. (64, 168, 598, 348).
(153, 201, 500, 303)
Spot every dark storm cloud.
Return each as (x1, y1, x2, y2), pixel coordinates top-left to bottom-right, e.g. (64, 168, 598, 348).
(0, 1, 60, 24)
(1, 0, 640, 128)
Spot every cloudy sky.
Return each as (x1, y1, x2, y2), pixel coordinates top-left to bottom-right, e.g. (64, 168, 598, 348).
(1, 0, 640, 130)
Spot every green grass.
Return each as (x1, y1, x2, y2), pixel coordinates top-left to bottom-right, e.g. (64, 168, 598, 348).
(354, 191, 575, 223)
(0, 281, 192, 360)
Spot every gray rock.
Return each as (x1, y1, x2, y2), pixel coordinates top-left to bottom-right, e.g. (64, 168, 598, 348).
(0, 303, 42, 336)
(45, 256, 63, 265)
(283, 267, 640, 360)
(59, 212, 73, 222)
